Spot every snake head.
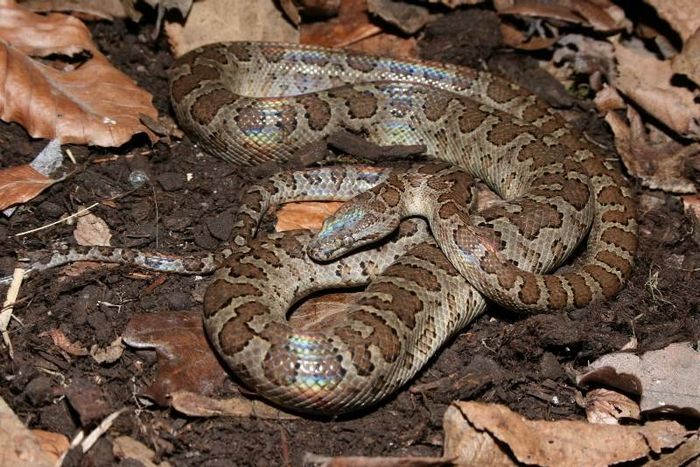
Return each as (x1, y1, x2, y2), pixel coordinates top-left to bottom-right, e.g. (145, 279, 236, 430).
(308, 203, 400, 262)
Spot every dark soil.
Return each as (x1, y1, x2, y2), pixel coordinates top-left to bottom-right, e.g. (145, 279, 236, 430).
(1, 11, 699, 467)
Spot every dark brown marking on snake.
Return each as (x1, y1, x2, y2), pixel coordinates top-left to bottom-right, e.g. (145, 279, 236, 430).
(297, 95, 332, 131)
(347, 90, 378, 119)
(583, 264, 621, 298)
(457, 104, 490, 134)
(517, 273, 541, 305)
(171, 64, 220, 102)
(226, 42, 253, 61)
(379, 185, 401, 207)
(601, 226, 638, 255)
(191, 88, 236, 126)
(359, 282, 423, 330)
(346, 54, 377, 72)
(595, 250, 632, 275)
(198, 46, 229, 65)
(562, 273, 593, 307)
(543, 276, 567, 309)
(423, 94, 456, 122)
(217, 302, 268, 355)
(487, 120, 524, 147)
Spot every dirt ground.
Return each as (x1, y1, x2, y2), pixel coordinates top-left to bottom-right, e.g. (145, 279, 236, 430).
(1, 11, 699, 467)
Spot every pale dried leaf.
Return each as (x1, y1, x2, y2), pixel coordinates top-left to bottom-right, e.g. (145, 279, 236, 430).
(424, 0, 485, 7)
(275, 201, 344, 232)
(583, 388, 641, 424)
(0, 164, 55, 211)
(0, 1, 158, 146)
(497, 0, 630, 32)
(113, 435, 172, 467)
(38, 328, 89, 356)
(30, 430, 69, 463)
(604, 106, 698, 193)
(74, 211, 112, 246)
(0, 396, 54, 467)
(672, 27, 700, 86)
(18, 0, 127, 19)
(367, 0, 434, 35)
(580, 342, 700, 417)
(612, 37, 700, 139)
(90, 336, 124, 364)
(165, 0, 298, 57)
(444, 402, 691, 466)
(170, 391, 298, 420)
(643, 0, 700, 41)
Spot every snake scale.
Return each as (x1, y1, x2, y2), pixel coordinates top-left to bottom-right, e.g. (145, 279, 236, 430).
(168, 41, 638, 414)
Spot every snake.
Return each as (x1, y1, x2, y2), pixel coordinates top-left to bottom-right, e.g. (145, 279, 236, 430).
(169, 41, 638, 414)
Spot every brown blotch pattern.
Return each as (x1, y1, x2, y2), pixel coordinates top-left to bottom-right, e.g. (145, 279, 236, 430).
(198, 47, 229, 64)
(346, 90, 379, 119)
(360, 282, 424, 329)
(595, 250, 632, 275)
(379, 185, 401, 207)
(601, 227, 637, 254)
(543, 276, 567, 309)
(346, 55, 377, 72)
(563, 273, 593, 307)
(171, 64, 220, 102)
(218, 302, 268, 354)
(487, 121, 524, 147)
(423, 93, 456, 122)
(517, 273, 541, 305)
(297, 95, 331, 131)
(583, 264, 622, 298)
(191, 88, 236, 126)
(458, 104, 489, 134)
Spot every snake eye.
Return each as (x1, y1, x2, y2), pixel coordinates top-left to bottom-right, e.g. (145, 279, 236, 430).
(341, 236, 354, 247)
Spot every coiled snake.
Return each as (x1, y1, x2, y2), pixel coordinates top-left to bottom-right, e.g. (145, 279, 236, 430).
(168, 42, 638, 414)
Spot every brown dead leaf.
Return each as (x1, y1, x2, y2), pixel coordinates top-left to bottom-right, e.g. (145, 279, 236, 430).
(497, 0, 631, 32)
(580, 342, 700, 418)
(582, 388, 641, 424)
(38, 328, 88, 356)
(612, 37, 700, 140)
(672, 27, 700, 87)
(367, 0, 434, 35)
(113, 435, 172, 467)
(18, 0, 128, 20)
(165, 0, 298, 57)
(0, 1, 158, 146)
(279, 0, 341, 26)
(275, 201, 343, 232)
(0, 396, 54, 467)
(444, 401, 691, 466)
(643, 0, 700, 42)
(122, 311, 227, 406)
(604, 106, 698, 193)
(170, 390, 298, 419)
(65, 378, 113, 426)
(30, 429, 69, 464)
(0, 164, 55, 210)
(74, 211, 112, 246)
(301, 0, 380, 48)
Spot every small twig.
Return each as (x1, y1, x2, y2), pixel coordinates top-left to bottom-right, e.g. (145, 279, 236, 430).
(1, 268, 25, 359)
(13, 202, 100, 237)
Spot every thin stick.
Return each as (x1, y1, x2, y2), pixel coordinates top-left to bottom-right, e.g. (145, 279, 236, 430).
(1, 268, 25, 358)
(13, 202, 99, 237)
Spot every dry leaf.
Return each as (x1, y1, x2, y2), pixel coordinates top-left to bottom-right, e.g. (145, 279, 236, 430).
(0, 1, 158, 146)
(170, 390, 297, 419)
(65, 378, 113, 426)
(300, 0, 380, 48)
(89, 336, 124, 364)
(279, 0, 340, 26)
(113, 435, 172, 467)
(18, 0, 128, 20)
(165, 0, 298, 57)
(612, 37, 700, 140)
(30, 430, 69, 464)
(672, 27, 700, 87)
(38, 328, 89, 356)
(0, 396, 54, 467)
(580, 342, 700, 417)
(444, 401, 691, 466)
(583, 388, 641, 424)
(497, 0, 630, 32)
(275, 201, 343, 232)
(643, 0, 700, 42)
(0, 164, 55, 211)
(604, 106, 698, 193)
(367, 0, 434, 35)
(74, 211, 112, 246)
(122, 311, 227, 406)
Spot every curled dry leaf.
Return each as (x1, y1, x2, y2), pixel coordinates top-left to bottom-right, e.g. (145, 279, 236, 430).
(89, 336, 124, 364)
(164, 0, 298, 57)
(30, 429, 69, 464)
(0, 1, 158, 146)
(497, 0, 631, 32)
(113, 435, 172, 467)
(38, 328, 88, 356)
(367, 0, 434, 35)
(74, 211, 112, 247)
(0, 396, 54, 467)
(18, 0, 128, 20)
(444, 401, 692, 466)
(0, 164, 55, 210)
(672, 28, 700, 87)
(642, 0, 700, 42)
(583, 388, 641, 425)
(122, 311, 227, 406)
(612, 37, 700, 140)
(579, 342, 700, 417)
(605, 105, 698, 193)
